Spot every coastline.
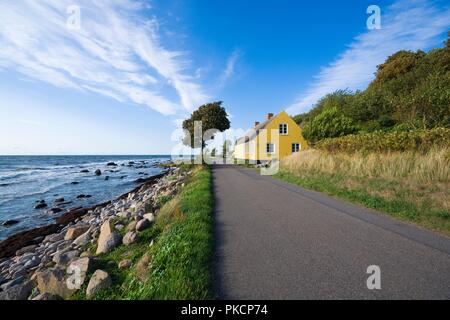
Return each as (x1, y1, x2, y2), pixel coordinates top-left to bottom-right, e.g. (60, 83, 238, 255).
(0, 165, 191, 300)
(0, 171, 169, 260)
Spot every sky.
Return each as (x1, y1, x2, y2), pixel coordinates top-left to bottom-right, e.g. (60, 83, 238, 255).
(0, 0, 449, 155)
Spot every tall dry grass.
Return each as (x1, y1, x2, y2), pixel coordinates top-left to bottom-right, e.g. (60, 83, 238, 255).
(281, 147, 450, 184)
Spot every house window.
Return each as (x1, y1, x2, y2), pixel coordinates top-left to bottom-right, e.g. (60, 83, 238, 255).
(279, 123, 288, 135)
(266, 143, 274, 154)
(292, 143, 300, 153)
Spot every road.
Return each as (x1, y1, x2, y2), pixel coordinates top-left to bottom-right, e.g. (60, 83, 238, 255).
(212, 165, 450, 299)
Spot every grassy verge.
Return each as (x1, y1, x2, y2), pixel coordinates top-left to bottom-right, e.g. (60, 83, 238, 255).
(72, 165, 214, 299)
(274, 148, 450, 236)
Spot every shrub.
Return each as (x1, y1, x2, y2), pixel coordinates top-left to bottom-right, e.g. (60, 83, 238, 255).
(303, 107, 358, 143)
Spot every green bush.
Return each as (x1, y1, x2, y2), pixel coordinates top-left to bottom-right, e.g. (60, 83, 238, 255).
(315, 127, 450, 153)
(303, 107, 358, 143)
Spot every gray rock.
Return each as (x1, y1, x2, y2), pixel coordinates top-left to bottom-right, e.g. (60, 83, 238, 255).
(0, 276, 25, 291)
(96, 220, 121, 254)
(15, 244, 38, 256)
(143, 213, 155, 223)
(95, 169, 102, 176)
(0, 281, 33, 300)
(122, 231, 138, 246)
(35, 268, 75, 299)
(72, 230, 92, 247)
(135, 218, 151, 232)
(53, 250, 79, 266)
(67, 257, 93, 287)
(86, 270, 112, 297)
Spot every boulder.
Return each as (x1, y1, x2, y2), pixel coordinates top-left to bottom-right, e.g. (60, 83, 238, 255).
(35, 268, 76, 299)
(86, 270, 112, 297)
(106, 162, 117, 167)
(143, 213, 155, 223)
(47, 207, 63, 214)
(34, 203, 47, 209)
(71, 181, 80, 185)
(135, 218, 151, 232)
(96, 220, 121, 254)
(122, 231, 138, 246)
(54, 198, 65, 203)
(95, 169, 102, 176)
(67, 257, 93, 287)
(1, 219, 19, 227)
(118, 259, 132, 270)
(72, 230, 91, 247)
(15, 244, 38, 256)
(80, 169, 89, 173)
(65, 225, 90, 240)
(53, 250, 79, 266)
(0, 281, 34, 300)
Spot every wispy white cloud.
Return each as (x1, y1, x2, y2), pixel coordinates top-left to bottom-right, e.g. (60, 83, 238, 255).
(287, 0, 450, 114)
(219, 49, 241, 87)
(0, 0, 209, 115)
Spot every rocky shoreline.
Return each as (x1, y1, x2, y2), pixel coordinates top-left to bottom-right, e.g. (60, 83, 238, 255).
(0, 166, 189, 300)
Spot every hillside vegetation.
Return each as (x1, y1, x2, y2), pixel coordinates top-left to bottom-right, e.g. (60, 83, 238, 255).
(294, 33, 450, 142)
(280, 34, 450, 235)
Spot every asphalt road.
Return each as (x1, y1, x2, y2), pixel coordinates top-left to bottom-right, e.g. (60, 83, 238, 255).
(212, 165, 450, 299)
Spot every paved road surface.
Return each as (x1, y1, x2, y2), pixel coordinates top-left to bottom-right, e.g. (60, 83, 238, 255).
(212, 165, 450, 299)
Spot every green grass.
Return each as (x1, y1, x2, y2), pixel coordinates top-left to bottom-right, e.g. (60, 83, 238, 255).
(72, 166, 214, 300)
(274, 169, 450, 236)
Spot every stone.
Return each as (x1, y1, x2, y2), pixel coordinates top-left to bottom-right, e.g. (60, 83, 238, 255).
(122, 231, 138, 246)
(95, 169, 102, 176)
(65, 225, 90, 240)
(32, 292, 61, 300)
(80, 169, 89, 173)
(106, 162, 117, 166)
(53, 250, 79, 266)
(115, 224, 124, 231)
(0, 276, 25, 291)
(34, 202, 47, 209)
(54, 198, 65, 203)
(71, 181, 80, 185)
(104, 176, 110, 181)
(96, 220, 121, 254)
(72, 230, 91, 247)
(35, 268, 75, 299)
(135, 218, 151, 232)
(67, 257, 93, 286)
(15, 244, 38, 256)
(118, 259, 132, 269)
(0, 281, 33, 300)
(118, 211, 131, 219)
(1, 219, 19, 227)
(143, 213, 155, 223)
(86, 270, 112, 297)
(47, 207, 63, 214)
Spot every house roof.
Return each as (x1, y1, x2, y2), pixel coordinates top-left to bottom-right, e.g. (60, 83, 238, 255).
(236, 115, 277, 145)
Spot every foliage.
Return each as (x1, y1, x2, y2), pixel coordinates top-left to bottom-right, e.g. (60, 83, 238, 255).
(182, 101, 230, 148)
(293, 34, 450, 139)
(302, 107, 358, 143)
(315, 127, 450, 154)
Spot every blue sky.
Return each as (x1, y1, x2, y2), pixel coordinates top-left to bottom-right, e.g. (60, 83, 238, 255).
(0, 0, 449, 155)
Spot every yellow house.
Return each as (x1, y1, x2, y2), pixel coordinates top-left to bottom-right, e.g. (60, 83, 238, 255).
(234, 111, 308, 162)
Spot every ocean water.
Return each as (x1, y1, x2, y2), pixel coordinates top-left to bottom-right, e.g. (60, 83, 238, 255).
(0, 155, 170, 240)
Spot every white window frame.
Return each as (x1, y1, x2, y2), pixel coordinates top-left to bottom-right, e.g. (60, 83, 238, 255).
(279, 123, 288, 135)
(266, 143, 275, 154)
(292, 143, 300, 153)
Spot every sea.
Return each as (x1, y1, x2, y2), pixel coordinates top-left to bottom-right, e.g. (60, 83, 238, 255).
(0, 155, 171, 240)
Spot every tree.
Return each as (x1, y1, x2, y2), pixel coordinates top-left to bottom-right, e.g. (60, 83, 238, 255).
(182, 101, 231, 149)
(303, 107, 358, 143)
